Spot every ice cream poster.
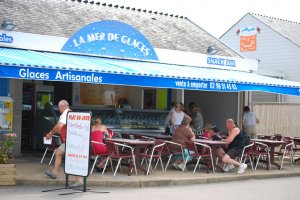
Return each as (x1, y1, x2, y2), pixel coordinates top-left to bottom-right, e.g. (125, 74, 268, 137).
(237, 26, 261, 52)
(0, 97, 13, 133)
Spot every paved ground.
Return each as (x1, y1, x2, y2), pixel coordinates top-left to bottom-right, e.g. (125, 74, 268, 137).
(10, 153, 300, 188)
(1, 176, 300, 200)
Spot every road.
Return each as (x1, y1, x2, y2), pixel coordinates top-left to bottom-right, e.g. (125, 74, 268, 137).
(0, 177, 299, 200)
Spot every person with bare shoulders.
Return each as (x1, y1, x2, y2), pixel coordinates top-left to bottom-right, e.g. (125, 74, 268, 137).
(90, 116, 109, 172)
(217, 119, 247, 174)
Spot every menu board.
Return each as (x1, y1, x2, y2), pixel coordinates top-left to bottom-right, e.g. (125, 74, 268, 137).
(64, 111, 91, 177)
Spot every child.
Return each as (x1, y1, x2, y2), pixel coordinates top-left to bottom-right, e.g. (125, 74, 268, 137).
(202, 123, 214, 139)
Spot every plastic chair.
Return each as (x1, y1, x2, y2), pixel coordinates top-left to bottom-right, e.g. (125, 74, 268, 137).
(254, 142, 271, 170)
(89, 141, 107, 175)
(238, 143, 255, 171)
(102, 141, 137, 176)
(274, 139, 294, 169)
(139, 140, 165, 175)
(158, 141, 184, 171)
(183, 141, 215, 173)
(41, 135, 60, 165)
(271, 134, 283, 141)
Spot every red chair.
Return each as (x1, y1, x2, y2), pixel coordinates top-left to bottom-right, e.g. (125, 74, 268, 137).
(183, 141, 215, 173)
(102, 141, 137, 176)
(158, 141, 184, 171)
(107, 128, 117, 138)
(139, 140, 165, 175)
(274, 138, 294, 169)
(90, 141, 107, 175)
(254, 142, 271, 170)
(239, 143, 255, 171)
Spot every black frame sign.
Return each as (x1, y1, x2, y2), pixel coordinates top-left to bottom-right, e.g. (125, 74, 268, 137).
(65, 111, 91, 177)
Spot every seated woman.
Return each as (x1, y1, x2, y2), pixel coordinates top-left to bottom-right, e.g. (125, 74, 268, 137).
(169, 117, 195, 170)
(90, 116, 109, 172)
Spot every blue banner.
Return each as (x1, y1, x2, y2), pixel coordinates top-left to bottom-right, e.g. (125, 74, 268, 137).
(0, 65, 299, 96)
(62, 20, 158, 61)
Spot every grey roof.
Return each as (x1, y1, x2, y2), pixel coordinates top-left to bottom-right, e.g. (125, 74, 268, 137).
(250, 13, 300, 47)
(0, 0, 240, 57)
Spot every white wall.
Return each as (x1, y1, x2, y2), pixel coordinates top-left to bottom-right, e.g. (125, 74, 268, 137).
(221, 13, 300, 103)
(128, 87, 143, 109)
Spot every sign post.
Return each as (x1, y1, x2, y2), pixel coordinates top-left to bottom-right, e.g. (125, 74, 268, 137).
(65, 111, 91, 192)
(42, 111, 109, 195)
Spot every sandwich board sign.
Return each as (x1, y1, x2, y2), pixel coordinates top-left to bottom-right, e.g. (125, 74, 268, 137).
(65, 111, 91, 177)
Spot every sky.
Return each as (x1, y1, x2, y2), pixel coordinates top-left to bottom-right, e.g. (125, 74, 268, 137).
(103, 0, 300, 38)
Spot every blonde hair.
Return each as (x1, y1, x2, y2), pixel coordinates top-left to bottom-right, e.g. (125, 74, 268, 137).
(93, 116, 102, 126)
(204, 123, 212, 131)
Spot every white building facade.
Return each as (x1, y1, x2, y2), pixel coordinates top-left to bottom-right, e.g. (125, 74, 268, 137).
(220, 13, 300, 103)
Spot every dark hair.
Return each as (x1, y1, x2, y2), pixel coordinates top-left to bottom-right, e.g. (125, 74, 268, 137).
(243, 106, 250, 112)
(213, 126, 219, 133)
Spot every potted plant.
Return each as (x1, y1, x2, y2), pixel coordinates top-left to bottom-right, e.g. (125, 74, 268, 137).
(0, 133, 17, 186)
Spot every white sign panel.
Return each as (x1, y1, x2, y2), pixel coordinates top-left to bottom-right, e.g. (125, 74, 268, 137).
(0, 31, 258, 72)
(65, 111, 91, 177)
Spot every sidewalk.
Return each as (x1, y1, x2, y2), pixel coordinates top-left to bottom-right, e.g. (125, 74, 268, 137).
(14, 154, 300, 188)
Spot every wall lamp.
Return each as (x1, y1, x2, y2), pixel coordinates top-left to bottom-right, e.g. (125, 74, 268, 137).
(206, 46, 218, 55)
(1, 20, 16, 31)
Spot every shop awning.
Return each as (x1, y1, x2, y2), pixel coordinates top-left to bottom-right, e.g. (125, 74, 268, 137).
(0, 47, 300, 96)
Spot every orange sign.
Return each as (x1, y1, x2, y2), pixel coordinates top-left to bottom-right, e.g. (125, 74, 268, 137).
(240, 35, 256, 52)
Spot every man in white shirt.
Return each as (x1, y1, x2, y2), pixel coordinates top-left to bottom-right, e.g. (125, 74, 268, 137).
(242, 106, 259, 139)
(45, 100, 83, 188)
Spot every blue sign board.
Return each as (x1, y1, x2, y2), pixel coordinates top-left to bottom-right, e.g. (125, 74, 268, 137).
(62, 20, 158, 60)
(0, 65, 299, 96)
(207, 57, 236, 67)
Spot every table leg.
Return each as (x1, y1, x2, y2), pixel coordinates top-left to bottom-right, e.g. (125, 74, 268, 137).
(211, 146, 224, 172)
(269, 146, 281, 169)
(127, 144, 149, 175)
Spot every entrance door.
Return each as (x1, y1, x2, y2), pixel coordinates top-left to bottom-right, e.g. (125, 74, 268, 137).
(143, 89, 156, 109)
(21, 83, 35, 151)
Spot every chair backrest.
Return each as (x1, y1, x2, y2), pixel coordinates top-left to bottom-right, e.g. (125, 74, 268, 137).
(90, 141, 97, 156)
(272, 134, 283, 141)
(104, 141, 120, 157)
(185, 141, 199, 155)
(106, 128, 115, 139)
(280, 140, 294, 153)
(150, 140, 165, 156)
(242, 142, 255, 155)
(253, 142, 270, 154)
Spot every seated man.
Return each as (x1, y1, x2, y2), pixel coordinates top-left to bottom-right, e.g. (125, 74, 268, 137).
(217, 119, 247, 174)
(169, 117, 195, 170)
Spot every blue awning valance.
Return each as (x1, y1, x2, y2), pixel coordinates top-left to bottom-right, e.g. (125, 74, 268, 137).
(0, 47, 300, 96)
